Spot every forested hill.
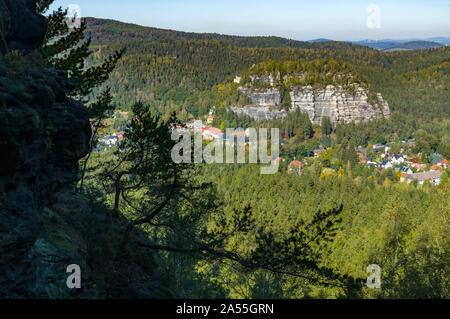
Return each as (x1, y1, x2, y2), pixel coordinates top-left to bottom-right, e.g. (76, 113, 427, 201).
(352, 40, 444, 51)
(84, 17, 449, 131)
(382, 41, 444, 52)
(84, 17, 362, 50)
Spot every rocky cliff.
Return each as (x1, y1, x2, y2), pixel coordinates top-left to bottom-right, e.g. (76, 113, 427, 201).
(289, 85, 390, 124)
(230, 105, 287, 121)
(0, 1, 172, 298)
(230, 60, 390, 124)
(232, 84, 390, 124)
(238, 87, 281, 108)
(0, 0, 48, 54)
(0, 0, 92, 297)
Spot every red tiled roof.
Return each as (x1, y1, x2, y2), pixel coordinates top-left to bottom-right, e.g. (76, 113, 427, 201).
(199, 126, 211, 133)
(288, 160, 303, 169)
(206, 127, 223, 135)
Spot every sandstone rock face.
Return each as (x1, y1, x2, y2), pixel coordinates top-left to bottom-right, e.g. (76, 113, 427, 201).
(230, 105, 287, 121)
(239, 87, 281, 107)
(0, 58, 91, 297)
(290, 85, 390, 124)
(0, 2, 176, 299)
(232, 84, 390, 124)
(0, 0, 48, 54)
(12, 190, 171, 298)
(0, 3, 91, 297)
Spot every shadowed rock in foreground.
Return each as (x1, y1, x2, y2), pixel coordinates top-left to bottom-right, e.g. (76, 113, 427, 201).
(0, 0, 91, 297)
(0, 0, 48, 54)
(0, 1, 170, 298)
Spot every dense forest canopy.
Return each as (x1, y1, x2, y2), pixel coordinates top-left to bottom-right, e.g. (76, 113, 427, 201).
(3, 0, 447, 299)
(83, 18, 449, 129)
(80, 18, 449, 160)
(73, 16, 450, 300)
(84, 17, 364, 50)
(240, 58, 367, 91)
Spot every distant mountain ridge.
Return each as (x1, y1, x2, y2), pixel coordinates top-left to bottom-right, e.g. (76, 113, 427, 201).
(84, 17, 362, 50)
(84, 17, 448, 52)
(308, 38, 333, 43)
(351, 39, 448, 51)
(82, 16, 449, 123)
(355, 37, 450, 45)
(382, 41, 444, 52)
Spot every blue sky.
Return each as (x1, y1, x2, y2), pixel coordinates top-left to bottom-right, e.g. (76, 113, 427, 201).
(49, 0, 450, 41)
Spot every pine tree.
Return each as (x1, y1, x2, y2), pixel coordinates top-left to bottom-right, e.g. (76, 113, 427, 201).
(342, 138, 359, 166)
(35, 1, 126, 192)
(38, 0, 126, 99)
(302, 113, 314, 139)
(321, 116, 332, 136)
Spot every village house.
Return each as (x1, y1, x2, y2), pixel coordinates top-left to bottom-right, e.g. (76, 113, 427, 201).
(373, 144, 385, 153)
(112, 131, 125, 142)
(193, 120, 206, 132)
(202, 127, 223, 140)
(98, 135, 119, 147)
(380, 160, 392, 169)
(400, 172, 409, 183)
(439, 159, 448, 168)
(406, 170, 442, 186)
(430, 164, 442, 171)
(406, 139, 416, 148)
(288, 160, 303, 175)
(400, 166, 413, 174)
(374, 153, 409, 170)
(391, 154, 406, 165)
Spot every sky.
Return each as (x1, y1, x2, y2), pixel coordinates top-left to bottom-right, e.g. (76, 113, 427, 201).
(49, 0, 450, 41)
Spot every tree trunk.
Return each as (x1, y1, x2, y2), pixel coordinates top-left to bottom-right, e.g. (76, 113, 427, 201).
(79, 120, 102, 193)
(114, 180, 121, 218)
